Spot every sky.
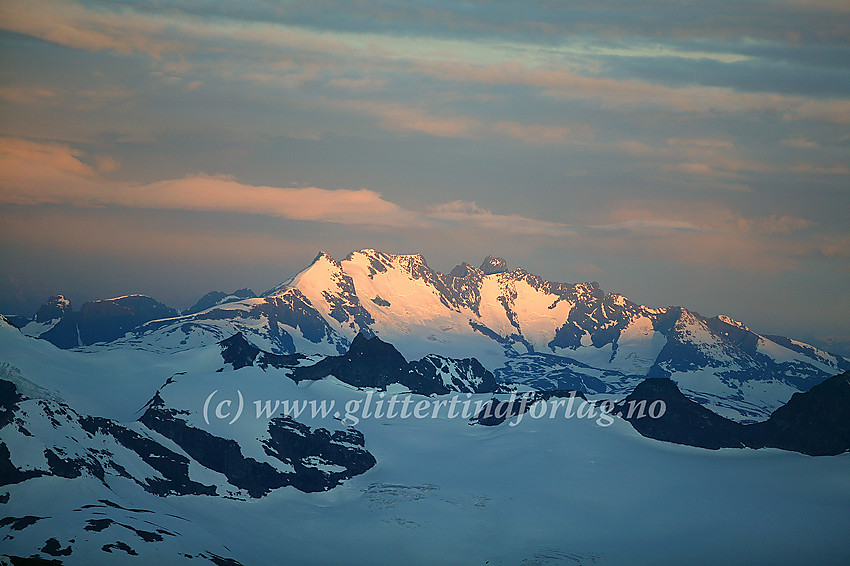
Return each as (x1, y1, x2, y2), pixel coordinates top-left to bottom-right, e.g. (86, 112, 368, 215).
(0, 0, 848, 352)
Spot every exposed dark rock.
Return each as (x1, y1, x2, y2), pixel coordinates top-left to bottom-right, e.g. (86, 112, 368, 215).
(84, 518, 113, 532)
(292, 333, 499, 395)
(40, 538, 72, 557)
(219, 332, 261, 369)
(139, 395, 375, 497)
(615, 378, 747, 449)
(38, 315, 81, 349)
(1, 379, 23, 428)
(6, 556, 64, 565)
(184, 289, 256, 316)
(293, 334, 414, 389)
(0, 516, 47, 531)
(78, 499, 153, 513)
(204, 553, 246, 566)
(33, 295, 72, 323)
(750, 371, 850, 456)
(84, 516, 169, 544)
(409, 355, 500, 394)
(547, 282, 636, 351)
(619, 373, 850, 456)
(79, 416, 216, 496)
(43, 448, 105, 481)
(76, 295, 178, 345)
(262, 418, 376, 492)
(218, 333, 303, 370)
(705, 316, 759, 354)
(33, 294, 179, 349)
(479, 256, 508, 275)
(3, 314, 31, 329)
(448, 262, 474, 278)
(472, 391, 588, 426)
(139, 400, 287, 498)
(101, 541, 138, 555)
(1, 383, 48, 487)
(1, 378, 217, 495)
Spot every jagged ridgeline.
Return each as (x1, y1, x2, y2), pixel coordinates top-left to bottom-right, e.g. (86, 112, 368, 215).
(13, 249, 848, 421)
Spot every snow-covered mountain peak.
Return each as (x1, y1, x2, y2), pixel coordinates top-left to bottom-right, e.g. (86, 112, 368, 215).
(35, 247, 847, 422)
(285, 251, 344, 291)
(343, 248, 431, 277)
(717, 314, 749, 331)
(264, 251, 341, 297)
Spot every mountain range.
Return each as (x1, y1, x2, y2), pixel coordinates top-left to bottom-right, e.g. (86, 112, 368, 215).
(2, 248, 849, 564)
(12, 249, 848, 422)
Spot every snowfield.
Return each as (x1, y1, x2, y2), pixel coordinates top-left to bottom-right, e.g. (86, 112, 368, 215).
(3, 248, 850, 565)
(2, 317, 849, 565)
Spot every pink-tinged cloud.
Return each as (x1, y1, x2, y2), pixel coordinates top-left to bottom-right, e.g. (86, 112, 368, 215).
(0, 0, 183, 58)
(548, 200, 836, 272)
(491, 121, 594, 145)
(0, 138, 96, 178)
(0, 137, 421, 228)
(600, 200, 816, 235)
(1, 138, 842, 273)
(327, 77, 390, 92)
(412, 60, 850, 125)
(429, 200, 575, 237)
(0, 0, 352, 60)
(344, 100, 479, 138)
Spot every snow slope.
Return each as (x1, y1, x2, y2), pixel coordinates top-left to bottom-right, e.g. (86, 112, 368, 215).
(1, 319, 849, 565)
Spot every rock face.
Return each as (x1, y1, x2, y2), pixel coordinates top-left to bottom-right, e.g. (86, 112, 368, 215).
(139, 394, 376, 496)
(183, 288, 257, 316)
(76, 295, 180, 345)
(22, 294, 180, 348)
(292, 333, 500, 395)
(618, 373, 850, 456)
(33, 295, 73, 323)
(0, 331, 376, 564)
(750, 371, 850, 456)
(479, 256, 509, 275)
(1, 374, 376, 498)
(615, 378, 748, 450)
(0, 379, 211, 496)
(471, 390, 588, 426)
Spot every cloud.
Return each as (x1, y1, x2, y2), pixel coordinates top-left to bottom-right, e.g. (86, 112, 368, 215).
(0, 86, 59, 106)
(0, 137, 97, 180)
(600, 201, 815, 235)
(342, 100, 479, 138)
(429, 200, 576, 237)
(1, 137, 845, 275)
(411, 59, 850, 124)
(0, 137, 420, 228)
(585, 219, 704, 234)
(327, 77, 389, 92)
(524, 199, 841, 272)
(781, 137, 819, 148)
(491, 121, 593, 145)
(6, 0, 848, 126)
(0, 139, 578, 237)
(0, 0, 184, 57)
